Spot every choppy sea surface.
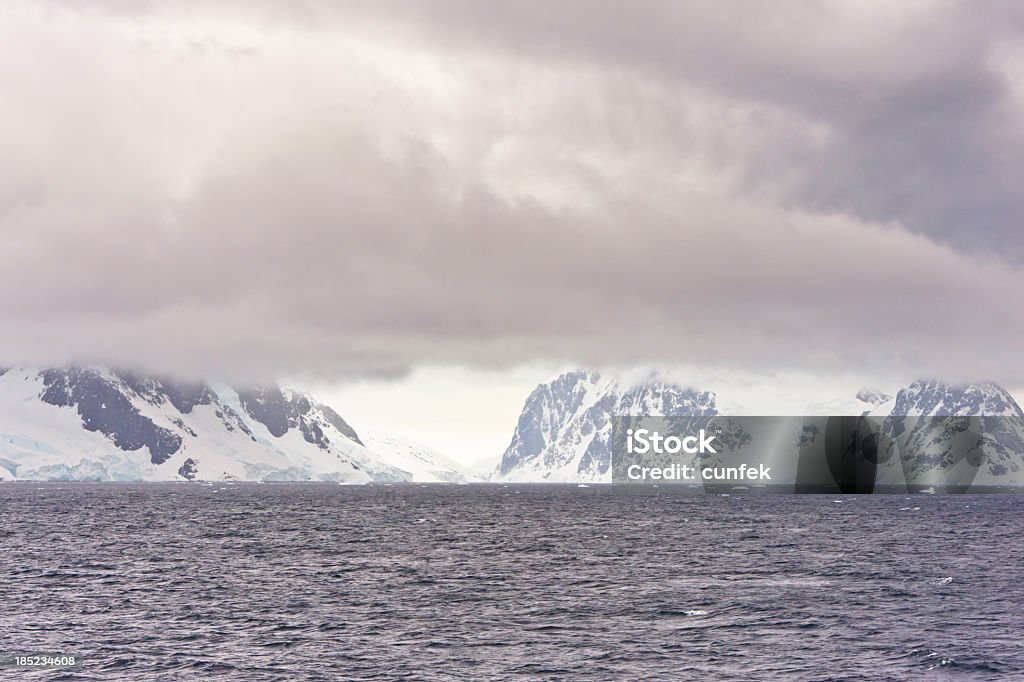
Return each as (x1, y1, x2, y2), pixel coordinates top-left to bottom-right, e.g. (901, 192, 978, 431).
(1, 484, 1023, 681)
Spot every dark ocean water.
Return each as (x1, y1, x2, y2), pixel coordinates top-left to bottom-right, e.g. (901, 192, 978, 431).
(1, 484, 1022, 681)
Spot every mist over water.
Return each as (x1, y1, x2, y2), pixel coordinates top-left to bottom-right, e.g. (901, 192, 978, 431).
(2, 484, 1022, 680)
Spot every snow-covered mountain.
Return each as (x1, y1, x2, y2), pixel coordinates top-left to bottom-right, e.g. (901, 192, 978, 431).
(469, 455, 501, 480)
(0, 366, 465, 483)
(495, 371, 1024, 487)
(495, 371, 717, 482)
(871, 380, 1024, 488)
(361, 431, 480, 483)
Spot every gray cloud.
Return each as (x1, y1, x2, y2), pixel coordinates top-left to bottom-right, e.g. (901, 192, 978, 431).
(2, 1, 1024, 383)
(322, 0, 1024, 256)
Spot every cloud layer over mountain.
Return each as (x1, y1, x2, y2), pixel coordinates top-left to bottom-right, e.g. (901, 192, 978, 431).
(3, 1, 1024, 382)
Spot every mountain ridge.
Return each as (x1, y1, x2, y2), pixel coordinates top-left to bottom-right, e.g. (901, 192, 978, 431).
(495, 371, 1024, 486)
(0, 365, 472, 483)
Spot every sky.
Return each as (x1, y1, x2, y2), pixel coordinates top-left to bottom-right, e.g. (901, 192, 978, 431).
(4, 2, 1024, 464)
(308, 364, 555, 469)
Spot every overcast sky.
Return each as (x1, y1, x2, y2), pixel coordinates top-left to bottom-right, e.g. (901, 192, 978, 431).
(4, 2, 1024, 460)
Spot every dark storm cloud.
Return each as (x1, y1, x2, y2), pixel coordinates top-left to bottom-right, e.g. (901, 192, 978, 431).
(2, 1, 1024, 382)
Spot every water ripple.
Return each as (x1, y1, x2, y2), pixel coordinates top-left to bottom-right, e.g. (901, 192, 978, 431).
(1, 484, 1022, 680)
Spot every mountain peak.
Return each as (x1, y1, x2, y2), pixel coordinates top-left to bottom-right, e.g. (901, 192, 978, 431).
(496, 371, 716, 482)
(893, 380, 1024, 418)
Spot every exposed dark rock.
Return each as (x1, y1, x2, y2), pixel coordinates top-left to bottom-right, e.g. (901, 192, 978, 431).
(116, 371, 216, 414)
(116, 372, 165, 407)
(300, 419, 328, 450)
(215, 406, 256, 440)
(237, 387, 292, 437)
(39, 367, 182, 465)
(236, 385, 362, 447)
(178, 458, 199, 480)
(170, 417, 197, 437)
(161, 380, 216, 414)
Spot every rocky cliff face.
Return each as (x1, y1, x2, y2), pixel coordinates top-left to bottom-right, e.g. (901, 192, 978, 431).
(496, 371, 716, 482)
(0, 366, 463, 482)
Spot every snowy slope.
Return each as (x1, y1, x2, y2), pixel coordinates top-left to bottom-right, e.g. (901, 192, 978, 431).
(362, 431, 481, 483)
(0, 366, 452, 482)
(469, 455, 501, 480)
